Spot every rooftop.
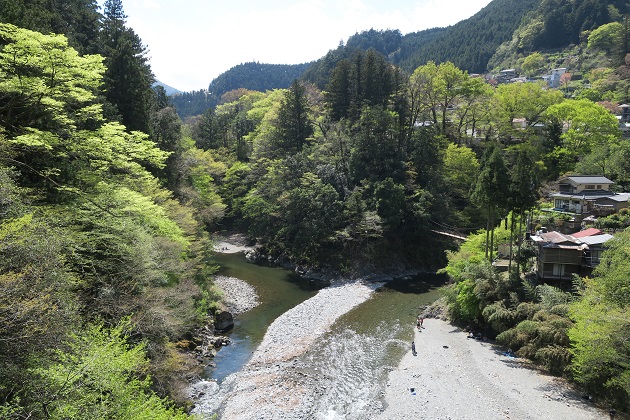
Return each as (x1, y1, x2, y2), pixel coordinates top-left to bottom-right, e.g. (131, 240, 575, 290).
(560, 175, 613, 184)
(571, 228, 602, 238)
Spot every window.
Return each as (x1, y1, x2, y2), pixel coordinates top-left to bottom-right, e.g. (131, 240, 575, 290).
(596, 185, 602, 189)
(585, 184, 595, 189)
(553, 264, 565, 277)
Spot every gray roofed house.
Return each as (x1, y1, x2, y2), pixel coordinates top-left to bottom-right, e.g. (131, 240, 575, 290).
(551, 175, 628, 214)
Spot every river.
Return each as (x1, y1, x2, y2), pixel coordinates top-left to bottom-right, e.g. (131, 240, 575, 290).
(203, 252, 446, 418)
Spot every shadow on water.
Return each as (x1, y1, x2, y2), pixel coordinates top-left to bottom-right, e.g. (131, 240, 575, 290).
(379, 272, 448, 294)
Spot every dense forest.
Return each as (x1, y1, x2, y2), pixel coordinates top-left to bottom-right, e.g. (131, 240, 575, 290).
(171, 62, 311, 118)
(0, 0, 629, 417)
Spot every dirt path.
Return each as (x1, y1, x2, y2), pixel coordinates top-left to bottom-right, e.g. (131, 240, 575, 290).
(376, 319, 605, 420)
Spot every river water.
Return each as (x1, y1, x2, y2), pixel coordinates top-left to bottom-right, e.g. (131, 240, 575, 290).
(207, 252, 446, 418)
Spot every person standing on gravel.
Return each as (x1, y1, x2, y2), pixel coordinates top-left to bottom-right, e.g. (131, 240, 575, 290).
(411, 341, 417, 356)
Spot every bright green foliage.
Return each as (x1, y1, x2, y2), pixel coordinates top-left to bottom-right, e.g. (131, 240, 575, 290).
(545, 99, 621, 156)
(407, 61, 470, 137)
(0, 24, 214, 411)
(0, 23, 105, 133)
(587, 22, 624, 53)
(178, 148, 227, 226)
(29, 318, 189, 419)
(492, 82, 563, 141)
(568, 230, 630, 409)
(521, 52, 546, 76)
(455, 279, 482, 322)
(442, 144, 480, 224)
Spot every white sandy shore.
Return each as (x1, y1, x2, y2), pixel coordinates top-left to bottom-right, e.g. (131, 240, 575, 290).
(213, 232, 254, 254)
(376, 319, 605, 420)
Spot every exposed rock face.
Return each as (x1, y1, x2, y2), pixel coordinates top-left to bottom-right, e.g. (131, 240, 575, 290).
(213, 309, 234, 332)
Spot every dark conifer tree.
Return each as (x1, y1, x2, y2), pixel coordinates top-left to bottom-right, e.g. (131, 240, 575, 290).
(99, 0, 155, 134)
(326, 59, 353, 120)
(275, 80, 313, 154)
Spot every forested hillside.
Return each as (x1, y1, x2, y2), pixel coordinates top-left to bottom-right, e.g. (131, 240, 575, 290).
(197, 0, 627, 113)
(0, 1, 224, 417)
(171, 62, 311, 118)
(1, 0, 629, 417)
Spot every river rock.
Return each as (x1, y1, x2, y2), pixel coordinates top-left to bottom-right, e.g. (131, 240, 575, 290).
(214, 309, 234, 332)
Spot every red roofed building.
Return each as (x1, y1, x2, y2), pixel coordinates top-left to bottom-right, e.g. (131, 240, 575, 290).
(571, 228, 602, 238)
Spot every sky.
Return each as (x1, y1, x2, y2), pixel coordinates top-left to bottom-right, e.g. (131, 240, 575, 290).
(105, 0, 493, 92)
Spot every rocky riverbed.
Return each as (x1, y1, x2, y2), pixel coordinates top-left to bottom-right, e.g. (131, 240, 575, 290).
(214, 275, 259, 315)
(190, 280, 380, 419)
(190, 235, 607, 419)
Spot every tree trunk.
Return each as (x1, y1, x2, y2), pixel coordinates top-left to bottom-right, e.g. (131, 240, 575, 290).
(516, 210, 525, 279)
(508, 212, 516, 273)
(489, 206, 495, 262)
(486, 212, 491, 259)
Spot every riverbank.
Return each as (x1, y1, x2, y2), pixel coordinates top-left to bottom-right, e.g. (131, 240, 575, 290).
(376, 318, 606, 420)
(191, 280, 380, 419)
(213, 232, 255, 254)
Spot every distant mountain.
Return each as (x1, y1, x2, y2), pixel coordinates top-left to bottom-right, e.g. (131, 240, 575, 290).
(172, 0, 628, 117)
(154, 81, 182, 96)
(207, 62, 311, 99)
(302, 0, 538, 87)
(171, 62, 311, 118)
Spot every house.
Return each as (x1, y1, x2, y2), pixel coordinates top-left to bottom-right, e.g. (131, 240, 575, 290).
(579, 233, 614, 268)
(496, 69, 517, 84)
(550, 175, 630, 215)
(617, 104, 630, 139)
(571, 227, 602, 238)
(543, 67, 567, 88)
(531, 231, 585, 281)
(530, 229, 614, 280)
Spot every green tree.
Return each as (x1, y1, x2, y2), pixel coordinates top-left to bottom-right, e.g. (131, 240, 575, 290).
(277, 173, 342, 260)
(349, 106, 403, 185)
(587, 22, 624, 53)
(99, 0, 155, 133)
(28, 319, 190, 419)
(373, 177, 406, 230)
(569, 230, 630, 410)
(545, 98, 621, 157)
(407, 61, 470, 139)
(0, 0, 101, 54)
(491, 82, 564, 142)
(507, 148, 539, 275)
(442, 144, 481, 225)
(521, 52, 546, 76)
(275, 79, 313, 154)
(471, 143, 509, 260)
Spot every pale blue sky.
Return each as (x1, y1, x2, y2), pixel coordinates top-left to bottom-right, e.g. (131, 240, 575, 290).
(103, 0, 493, 91)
